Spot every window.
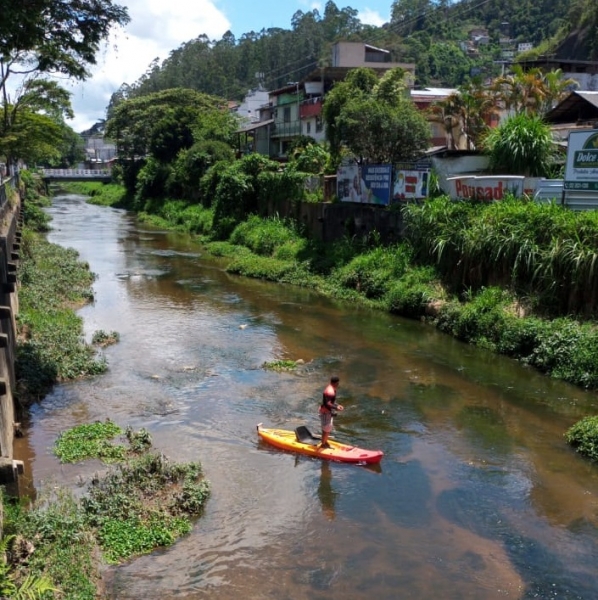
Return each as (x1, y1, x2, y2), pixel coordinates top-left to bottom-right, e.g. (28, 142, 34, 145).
(284, 107, 291, 123)
(315, 116, 323, 133)
(306, 121, 311, 134)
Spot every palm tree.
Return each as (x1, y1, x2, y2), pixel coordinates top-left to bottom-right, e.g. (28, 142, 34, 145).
(492, 66, 578, 116)
(432, 81, 498, 151)
(540, 68, 579, 114)
(427, 99, 461, 150)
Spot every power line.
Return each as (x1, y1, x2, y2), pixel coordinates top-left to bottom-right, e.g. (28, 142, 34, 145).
(384, 0, 495, 38)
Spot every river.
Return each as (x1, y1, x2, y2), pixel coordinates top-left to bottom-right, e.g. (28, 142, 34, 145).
(14, 193, 598, 599)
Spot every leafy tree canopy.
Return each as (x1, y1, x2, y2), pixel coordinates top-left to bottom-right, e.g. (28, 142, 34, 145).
(324, 67, 430, 163)
(0, 0, 129, 83)
(106, 88, 238, 194)
(0, 0, 128, 167)
(106, 88, 236, 158)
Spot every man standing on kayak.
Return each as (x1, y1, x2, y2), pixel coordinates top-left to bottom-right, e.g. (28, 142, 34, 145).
(319, 376, 344, 448)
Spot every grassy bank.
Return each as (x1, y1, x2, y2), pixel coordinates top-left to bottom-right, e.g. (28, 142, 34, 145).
(61, 181, 598, 393)
(2, 423, 210, 598)
(3, 178, 211, 598)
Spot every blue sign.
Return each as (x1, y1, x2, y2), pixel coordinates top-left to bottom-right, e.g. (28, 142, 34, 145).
(361, 164, 392, 206)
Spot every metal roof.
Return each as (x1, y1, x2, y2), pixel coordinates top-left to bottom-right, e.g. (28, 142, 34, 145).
(545, 91, 598, 123)
(236, 119, 274, 134)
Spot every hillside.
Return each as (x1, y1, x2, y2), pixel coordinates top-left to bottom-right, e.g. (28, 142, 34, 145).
(108, 0, 593, 110)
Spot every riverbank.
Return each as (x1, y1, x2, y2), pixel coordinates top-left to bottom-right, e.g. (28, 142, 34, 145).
(58, 180, 598, 395)
(2, 181, 211, 598)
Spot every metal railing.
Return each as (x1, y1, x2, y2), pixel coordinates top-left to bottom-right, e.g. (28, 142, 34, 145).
(41, 168, 112, 178)
(271, 121, 302, 138)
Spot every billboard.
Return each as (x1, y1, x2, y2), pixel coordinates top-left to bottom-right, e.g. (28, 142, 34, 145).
(446, 176, 524, 200)
(362, 164, 392, 205)
(393, 162, 430, 201)
(564, 130, 598, 191)
(337, 164, 392, 205)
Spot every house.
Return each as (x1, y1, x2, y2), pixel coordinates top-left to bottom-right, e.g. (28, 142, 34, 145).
(230, 88, 270, 125)
(543, 90, 598, 141)
(83, 134, 116, 169)
(235, 42, 416, 159)
(410, 87, 459, 147)
(517, 57, 598, 91)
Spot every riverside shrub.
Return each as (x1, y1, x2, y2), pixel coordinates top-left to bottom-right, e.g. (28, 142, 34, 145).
(565, 416, 598, 462)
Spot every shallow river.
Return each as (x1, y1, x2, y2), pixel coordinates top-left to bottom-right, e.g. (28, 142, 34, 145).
(14, 194, 598, 599)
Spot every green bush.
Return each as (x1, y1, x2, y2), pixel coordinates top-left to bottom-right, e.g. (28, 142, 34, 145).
(565, 416, 598, 461)
(385, 266, 440, 317)
(229, 215, 300, 256)
(334, 245, 412, 300)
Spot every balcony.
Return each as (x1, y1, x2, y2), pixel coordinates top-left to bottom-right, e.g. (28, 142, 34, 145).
(300, 97, 323, 119)
(271, 121, 302, 138)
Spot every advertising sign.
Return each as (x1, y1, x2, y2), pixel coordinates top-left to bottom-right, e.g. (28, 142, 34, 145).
(564, 130, 598, 191)
(446, 176, 524, 200)
(337, 164, 361, 202)
(337, 164, 392, 205)
(362, 164, 392, 205)
(393, 162, 430, 200)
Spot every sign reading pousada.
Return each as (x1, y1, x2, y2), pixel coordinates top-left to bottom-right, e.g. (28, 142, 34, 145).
(564, 130, 598, 190)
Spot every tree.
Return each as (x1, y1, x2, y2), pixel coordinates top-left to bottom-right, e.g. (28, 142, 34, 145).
(0, 0, 128, 168)
(337, 95, 430, 163)
(0, 78, 76, 166)
(106, 88, 237, 196)
(324, 67, 430, 164)
(0, 0, 129, 83)
(323, 67, 381, 159)
(0, 110, 66, 166)
(431, 80, 497, 151)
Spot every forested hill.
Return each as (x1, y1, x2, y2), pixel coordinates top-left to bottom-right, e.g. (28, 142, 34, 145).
(108, 0, 595, 110)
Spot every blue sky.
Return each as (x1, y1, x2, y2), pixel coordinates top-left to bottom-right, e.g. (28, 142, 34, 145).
(220, 0, 391, 36)
(65, 0, 393, 131)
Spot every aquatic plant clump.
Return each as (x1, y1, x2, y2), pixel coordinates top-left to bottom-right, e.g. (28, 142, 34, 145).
(82, 452, 210, 563)
(262, 360, 299, 371)
(91, 329, 120, 346)
(54, 420, 125, 463)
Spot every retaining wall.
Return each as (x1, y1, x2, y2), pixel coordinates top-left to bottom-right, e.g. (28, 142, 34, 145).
(0, 177, 23, 489)
(268, 198, 405, 244)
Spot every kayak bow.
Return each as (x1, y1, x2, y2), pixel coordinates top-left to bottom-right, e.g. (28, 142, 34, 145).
(256, 423, 383, 465)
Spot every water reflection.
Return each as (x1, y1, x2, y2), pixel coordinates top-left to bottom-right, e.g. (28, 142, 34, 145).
(17, 194, 598, 599)
(318, 461, 337, 520)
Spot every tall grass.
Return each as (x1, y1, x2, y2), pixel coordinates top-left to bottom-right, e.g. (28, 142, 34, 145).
(403, 196, 598, 317)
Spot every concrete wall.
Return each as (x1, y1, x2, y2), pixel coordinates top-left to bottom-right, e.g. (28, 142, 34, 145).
(0, 177, 23, 489)
(269, 198, 405, 244)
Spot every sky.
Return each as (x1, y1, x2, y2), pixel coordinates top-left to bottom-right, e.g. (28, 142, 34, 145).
(63, 0, 393, 132)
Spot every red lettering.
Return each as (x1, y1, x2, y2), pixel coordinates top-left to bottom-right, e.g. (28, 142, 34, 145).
(493, 181, 504, 200)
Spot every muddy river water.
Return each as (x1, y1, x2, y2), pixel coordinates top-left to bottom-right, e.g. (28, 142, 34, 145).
(13, 194, 598, 599)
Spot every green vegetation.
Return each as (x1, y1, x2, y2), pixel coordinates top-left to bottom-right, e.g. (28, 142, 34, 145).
(108, 0, 588, 101)
(1, 0, 128, 169)
(55, 181, 128, 207)
(2, 425, 210, 597)
(54, 420, 126, 463)
(16, 228, 106, 405)
(566, 416, 598, 462)
(324, 67, 431, 164)
(262, 360, 300, 371)
(91, 329, 120, 346)
(484, 113, 558, 177)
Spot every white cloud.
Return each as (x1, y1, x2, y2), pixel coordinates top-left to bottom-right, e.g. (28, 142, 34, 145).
(66, 0, 230, 132)
(358, 8, 388, 27)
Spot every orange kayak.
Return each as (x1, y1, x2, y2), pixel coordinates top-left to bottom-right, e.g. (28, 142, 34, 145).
(256, 423, 383, 465)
